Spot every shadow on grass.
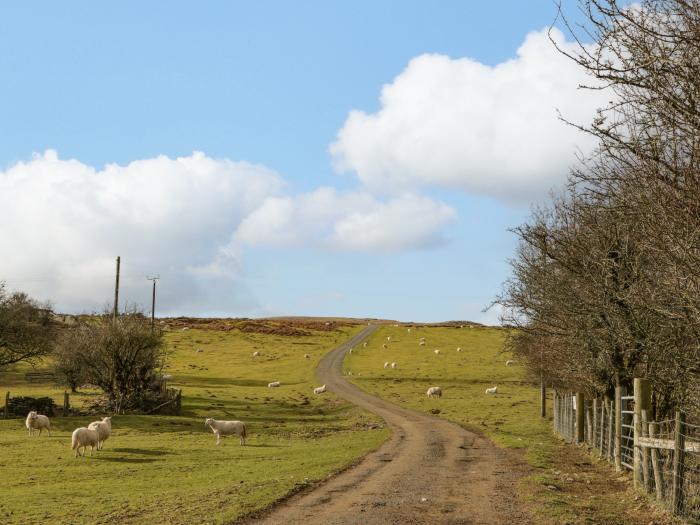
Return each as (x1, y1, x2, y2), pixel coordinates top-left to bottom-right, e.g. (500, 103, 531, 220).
(94, 456, 158, 463)
(110, 447, 171, 456)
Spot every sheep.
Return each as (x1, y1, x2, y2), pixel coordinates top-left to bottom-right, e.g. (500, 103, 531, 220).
(419, 337, 426, 341)
(304, 354, 311, 359)
(196, 348, 204, 353)
(426, 386, 442, 398)
(268, 381, 281, 388)
(386, 336, 391, 342)
(505, 360, 514, 366)
(384, 362, 389, 369)
(456, 347, 462, 352)
(25, 411, 51, 437)
(485, 386, 498, 395)
(419, 341, 426, 346)
(407, 328, 412, 333)
(313, 384, 326, 395)
(382, 343, 388, 349)
(87, 416, 112, 451)
(433, 349, 440, 355)
(205, 418, 247, 445)
(71, 427, 100, 457)
(363, 342, 367, 348)
(252, 351, 260, 357)
(349, 348, 353, 354)
(391, 362, 397, 369)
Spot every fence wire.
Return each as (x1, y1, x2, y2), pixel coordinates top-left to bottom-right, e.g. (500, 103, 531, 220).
(552, 391, 700, 521)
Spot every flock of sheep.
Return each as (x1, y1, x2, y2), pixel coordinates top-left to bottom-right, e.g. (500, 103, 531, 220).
(355, 329, 510, 398)
(22, 328, 513, 456)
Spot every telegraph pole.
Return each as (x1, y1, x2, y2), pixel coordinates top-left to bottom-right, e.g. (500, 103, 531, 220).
(113, 256, 121, 322)
(147, 275, 160, 329)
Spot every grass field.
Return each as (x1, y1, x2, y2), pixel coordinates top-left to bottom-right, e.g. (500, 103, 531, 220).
(0, 321, 389, 525)
(345, 324, 677, 525)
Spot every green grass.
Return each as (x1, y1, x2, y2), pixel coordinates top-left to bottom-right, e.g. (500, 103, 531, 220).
(0, 324, 389, 525)
(345, 325, 676, 525)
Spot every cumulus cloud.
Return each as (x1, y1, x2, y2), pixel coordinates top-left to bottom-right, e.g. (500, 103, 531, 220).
(330, 28, 611, 203)
(234, 188, 455, 252)
(0, 150, 283, 314)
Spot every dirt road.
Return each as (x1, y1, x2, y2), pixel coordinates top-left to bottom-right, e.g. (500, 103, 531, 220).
(250, 326, 528, 525)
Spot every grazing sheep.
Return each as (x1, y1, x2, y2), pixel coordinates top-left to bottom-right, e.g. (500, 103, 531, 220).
(313, 384, 326, 395)
(205, 418, 247, 445)
(419, 337, 426, 341)
(71, 427, 100, 457)
(25, 411, 51, 437)
(426, 386, 442, 398)
(386, 336, 391, 342)
(382, 343, 388, 349)
(87, 416, 112, 450)
(384, 362, 389, 369)
(407, 328, 411, 333)
(456, 347, 462, 352)
(485, 386, 498, 395)
(252, 351, 260, 357)
(196, 348, 203, 353)
(391, 362, 397, 369)
(268, 381, 281, 388)
(433, 349, 440, 355)
(304, 354, 311, 359)
(505, 360, 514, 366)
(349, 348, 353, 354)
(419, 341, 426, 346)
(363, 342, 367, 347)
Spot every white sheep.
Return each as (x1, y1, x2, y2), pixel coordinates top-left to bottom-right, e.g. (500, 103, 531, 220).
(433, 349, 440, 355)
(72, 427, 100, 457)
(384, 362, 389, 369)
(456, 347, 462, 352)
(252, 351, 260, 357)
(382, 343, 388, 349)
(419, 337, 426, 341)
(313, 384, 326, 395)
(25, 411, 51, 437)
(386, 336, 391, 342)
(419, 341, 426, 346)
(205, 418, 247, 445)
(304, 354, 311, 359)
(407, 328, 411, 333)
(268, 381, 281, 388)
(426, 386, 442, 398)
(505, 360, 514, 366)
(485, 386, 498, 395)
(87, 416, 112, 450)
(391, 362, 397, 369)
(363, 342, 367, 348)
(349, 348, 353, 354)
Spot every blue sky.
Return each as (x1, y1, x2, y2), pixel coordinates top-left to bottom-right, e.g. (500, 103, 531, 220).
(0, 1, 603, 323)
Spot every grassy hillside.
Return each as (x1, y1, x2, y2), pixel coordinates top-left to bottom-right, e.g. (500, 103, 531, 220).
(0, 322, 389, 525)
(345, 325, 676, 525)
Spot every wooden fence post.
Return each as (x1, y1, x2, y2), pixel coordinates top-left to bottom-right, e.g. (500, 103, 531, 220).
(646, 413, 663, 500)
(553, 391, 559, 434)
(633, 378, 651, 488)
(608, 398, 615, 460)
(586, 401, 593, 446)
(672, 411, 686, 515)
(3, 391, 8, 419)
(640, 409, 652, 493)
(576, 393, 585, 444)
(540, 375, 546, 418)
(615, 386, 623, 470)
(599, 399, 605, 455)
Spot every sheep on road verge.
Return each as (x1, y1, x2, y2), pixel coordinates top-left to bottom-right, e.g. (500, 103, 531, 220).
(205, 418, 247, 445)
(87, 416, 112, 450)
(72, 427, 100, 457)
(313, 384, 326, 395)
(25, 411, 51, 437)
(426, 386, 442, 398)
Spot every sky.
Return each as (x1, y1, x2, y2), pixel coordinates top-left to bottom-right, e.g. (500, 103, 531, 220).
(0, 1, 610, 323)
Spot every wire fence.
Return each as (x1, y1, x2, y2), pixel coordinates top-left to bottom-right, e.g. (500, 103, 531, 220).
(552, 385, 700, 521)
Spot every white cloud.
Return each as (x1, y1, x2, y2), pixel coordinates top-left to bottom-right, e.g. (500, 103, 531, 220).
(234, 188, 455, 253)
(0, 150, 283, 314)
(330, 28, 610, 203)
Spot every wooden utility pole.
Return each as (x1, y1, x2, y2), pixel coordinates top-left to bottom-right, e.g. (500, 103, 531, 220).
(113, 256, 121, 322)
(576, 393, 585, 444)
(147, 275, 160, 328)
